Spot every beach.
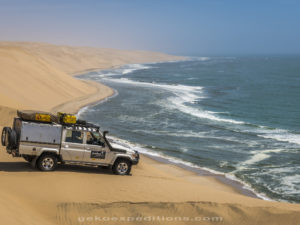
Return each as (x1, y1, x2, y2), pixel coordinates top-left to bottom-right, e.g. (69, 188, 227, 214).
(0, 42, 300, 225)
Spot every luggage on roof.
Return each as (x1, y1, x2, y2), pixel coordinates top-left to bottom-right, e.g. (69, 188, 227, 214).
(17, 111, 77, 125)
(17, 110, 58, 123)
(57, 112, 77, 125)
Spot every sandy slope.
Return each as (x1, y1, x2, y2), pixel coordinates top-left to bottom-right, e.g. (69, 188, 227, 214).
(0, 42, 184, 75)
(0, 42, 299, 225)
(0, 45, 101, 112)
(0, 42, 183, 111)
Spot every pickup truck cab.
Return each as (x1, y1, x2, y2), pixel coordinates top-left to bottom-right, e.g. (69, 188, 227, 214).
(1, 116, 139, 175)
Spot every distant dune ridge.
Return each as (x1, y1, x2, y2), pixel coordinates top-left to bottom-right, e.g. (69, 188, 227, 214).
(0, 42, 299, 225)
(0, 42, 184, 75)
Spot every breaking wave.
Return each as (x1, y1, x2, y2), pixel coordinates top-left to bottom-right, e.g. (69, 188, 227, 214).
(79, 59, 300, 203)
(103, 77, 245, 125)
(98, 65, 300, 147)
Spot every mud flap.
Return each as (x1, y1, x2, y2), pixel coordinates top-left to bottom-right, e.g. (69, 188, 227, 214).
(30, 156, 39, 169)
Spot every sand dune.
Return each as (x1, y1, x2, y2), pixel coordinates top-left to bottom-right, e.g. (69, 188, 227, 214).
(0, 45, 100, 111)
(0, 42, 183, 111)
(0, 42, 184, 75)
(0, 154, 299, 225)
(0, 42, 299, 225)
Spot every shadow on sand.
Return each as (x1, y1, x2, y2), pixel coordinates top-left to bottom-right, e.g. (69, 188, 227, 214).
(0, 161, 114, 175)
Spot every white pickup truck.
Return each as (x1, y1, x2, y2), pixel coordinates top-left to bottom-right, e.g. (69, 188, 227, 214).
(1, 113, 139, 175)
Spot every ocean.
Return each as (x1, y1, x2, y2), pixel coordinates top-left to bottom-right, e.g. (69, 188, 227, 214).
(78, 56, 300, 203)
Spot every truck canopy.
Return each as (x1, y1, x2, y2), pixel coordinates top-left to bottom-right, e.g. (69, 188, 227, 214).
(20, 121, 62, 145)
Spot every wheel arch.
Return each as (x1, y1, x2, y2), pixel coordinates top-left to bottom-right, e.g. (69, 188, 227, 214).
(37, 148, 59, 157)
(112, 155, 133, 166)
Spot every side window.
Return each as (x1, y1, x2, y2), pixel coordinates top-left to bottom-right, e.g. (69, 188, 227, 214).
(65, 130, 84, 144)
(86, 131, 105, 147)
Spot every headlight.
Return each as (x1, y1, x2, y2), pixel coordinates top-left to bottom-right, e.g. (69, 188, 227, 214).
(132, 151, 139, 158)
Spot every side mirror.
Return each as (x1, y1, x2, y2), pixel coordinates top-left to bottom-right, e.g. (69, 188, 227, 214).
(103, 131, 109, 138)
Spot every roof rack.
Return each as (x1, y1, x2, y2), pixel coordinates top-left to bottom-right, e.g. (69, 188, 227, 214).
(16, 110, 100, 131)
(76, 119, 100, 129)
(64, 120, 100, 131)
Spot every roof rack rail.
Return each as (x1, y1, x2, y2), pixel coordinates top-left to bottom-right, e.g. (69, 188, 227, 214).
(64, 122, 100, 130)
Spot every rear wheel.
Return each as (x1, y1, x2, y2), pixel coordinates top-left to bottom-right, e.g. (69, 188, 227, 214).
(2, 128, 17, 151)
(1, 127, 10, 147)
(112, 158, 132, 175)
(7, 129, 17, 150)
(37, 154, 57, 171)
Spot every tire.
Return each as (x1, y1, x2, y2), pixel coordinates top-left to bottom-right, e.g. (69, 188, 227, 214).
(112, 158, 132, 175)
(4, 128, 17, 150)
(37, 154, 58, 171)
(1, 127, 10, 147)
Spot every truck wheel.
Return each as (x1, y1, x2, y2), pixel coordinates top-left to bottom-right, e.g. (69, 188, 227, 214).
(1, 127, 10, 147)
(112, 158, 132, 175)
(37, 154, 57, 171)
(7, 129, 17, 150)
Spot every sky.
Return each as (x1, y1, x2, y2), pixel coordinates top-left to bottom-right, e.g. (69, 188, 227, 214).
(0, 0, 299, 55)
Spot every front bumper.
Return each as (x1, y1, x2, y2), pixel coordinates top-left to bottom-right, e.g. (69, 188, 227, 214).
(132, 158, 139, 165)
(131, 151, 139, 165)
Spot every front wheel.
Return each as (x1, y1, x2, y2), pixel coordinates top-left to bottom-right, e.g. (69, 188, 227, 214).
(37, 154, 58, 171)
(112, 158, 132, 175)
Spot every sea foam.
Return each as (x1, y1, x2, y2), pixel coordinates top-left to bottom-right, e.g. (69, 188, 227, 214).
(90, 62, 300, 147)
(103, 77, 246, 125)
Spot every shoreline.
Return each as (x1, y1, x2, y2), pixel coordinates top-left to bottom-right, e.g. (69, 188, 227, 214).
(71, 58, 190, 77)
(70, 65, 268, 202)
(50, 80, 115, 114)
(142, 153, 261, 199)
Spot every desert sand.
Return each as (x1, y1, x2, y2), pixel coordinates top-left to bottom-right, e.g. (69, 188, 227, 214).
(0, 42, 299, 225)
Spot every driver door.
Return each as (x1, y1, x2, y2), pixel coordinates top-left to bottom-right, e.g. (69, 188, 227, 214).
(83, 131, 108, 164)
(61, 129, 85, 162)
